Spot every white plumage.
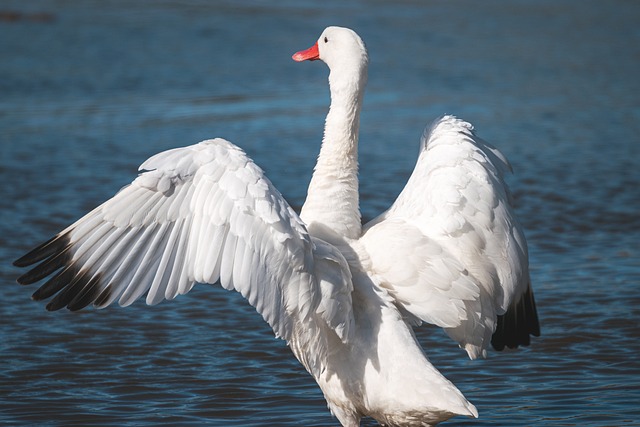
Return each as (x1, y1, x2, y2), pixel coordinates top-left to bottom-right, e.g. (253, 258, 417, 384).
(15, 26, 539, 426)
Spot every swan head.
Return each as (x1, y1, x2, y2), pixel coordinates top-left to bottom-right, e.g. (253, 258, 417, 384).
(293, 26, 368, 80)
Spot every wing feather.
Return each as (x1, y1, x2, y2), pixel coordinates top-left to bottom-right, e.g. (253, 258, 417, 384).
(219, 232, 238, 290)
(362, 115, 538, 358)
(120, 222, 169, 306)
(147, 220, 181, 305)
(201, 220, 224, 283)
(15, 138, 355, 363)
(165, 218, 190, 300)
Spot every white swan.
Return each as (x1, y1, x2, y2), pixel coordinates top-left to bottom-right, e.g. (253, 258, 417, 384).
(14, 26, 539, 426)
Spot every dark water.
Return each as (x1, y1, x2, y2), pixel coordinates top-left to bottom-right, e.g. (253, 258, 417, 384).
(2, 0, 639, 425)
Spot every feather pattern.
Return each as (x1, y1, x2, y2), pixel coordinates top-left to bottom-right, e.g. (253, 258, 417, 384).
(362, 115, 536, 359)
(15, 26, 539, 427)
(15, 138, 354, 356)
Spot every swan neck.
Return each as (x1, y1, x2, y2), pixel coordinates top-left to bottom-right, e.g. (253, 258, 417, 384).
(301, 68, 366, 240)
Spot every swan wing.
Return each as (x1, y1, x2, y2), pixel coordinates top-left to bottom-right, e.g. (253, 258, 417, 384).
(361, 115, 538, 358)
(14, 138, 354, 355)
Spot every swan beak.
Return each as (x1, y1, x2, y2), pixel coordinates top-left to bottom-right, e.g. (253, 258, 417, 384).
(292, 42, 320, 62)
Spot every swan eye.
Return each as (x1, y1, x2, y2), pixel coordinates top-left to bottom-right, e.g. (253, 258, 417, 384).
(324, 37, 328, 43)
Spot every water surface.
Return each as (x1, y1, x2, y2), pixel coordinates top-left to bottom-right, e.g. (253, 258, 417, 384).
(2, 1, 639, 426)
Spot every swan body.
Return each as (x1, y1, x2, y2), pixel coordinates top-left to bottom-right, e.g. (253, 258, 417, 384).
(14, 26, 539, 426)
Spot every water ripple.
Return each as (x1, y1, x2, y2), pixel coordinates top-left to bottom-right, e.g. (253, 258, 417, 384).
(2, 0, 640, 426)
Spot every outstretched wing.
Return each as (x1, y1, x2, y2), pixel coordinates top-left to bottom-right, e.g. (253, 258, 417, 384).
(361, 115, 539, 359)
(14, 138, 354, 360)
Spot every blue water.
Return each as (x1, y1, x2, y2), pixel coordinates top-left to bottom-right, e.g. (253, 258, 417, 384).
(2, 0, 639, 425)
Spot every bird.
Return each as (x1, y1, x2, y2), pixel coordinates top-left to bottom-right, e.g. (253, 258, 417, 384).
(14, 26, 539, 426)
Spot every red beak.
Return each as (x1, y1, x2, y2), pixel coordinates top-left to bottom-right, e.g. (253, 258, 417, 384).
(292, 42, 320, 62)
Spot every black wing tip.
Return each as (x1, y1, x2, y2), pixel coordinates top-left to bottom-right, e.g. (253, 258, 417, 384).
(30, 264, 78, 301)
(17, 247, 73, 286)
(67, 274, 105, 311)
(13, 254, 34, 268)
(14, 232, 72, 268)
(491, 285, 540, 351)
(42, 268, 91, 311)
(37, 269, 107, 312)
(15, 232, 108, 312)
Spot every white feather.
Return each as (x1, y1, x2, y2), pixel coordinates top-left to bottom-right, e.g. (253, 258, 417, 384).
(361, 115, 530, 358)
(20, 27, 538, 427)
(35, 138, 349, 348)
